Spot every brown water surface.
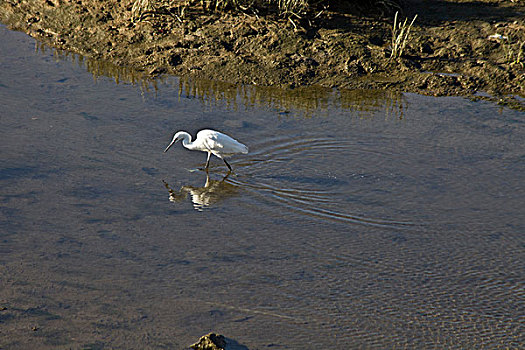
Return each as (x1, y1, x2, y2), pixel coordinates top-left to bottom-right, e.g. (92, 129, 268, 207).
(1, 25, 523, 349)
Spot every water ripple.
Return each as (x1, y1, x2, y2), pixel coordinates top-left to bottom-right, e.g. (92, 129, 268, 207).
(226, 135, 418, 229)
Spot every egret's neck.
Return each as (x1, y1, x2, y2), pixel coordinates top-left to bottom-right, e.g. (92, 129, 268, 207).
(180, 133, 198, 150)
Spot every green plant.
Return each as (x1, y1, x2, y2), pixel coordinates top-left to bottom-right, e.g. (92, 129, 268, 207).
(389, 11, 417, 59)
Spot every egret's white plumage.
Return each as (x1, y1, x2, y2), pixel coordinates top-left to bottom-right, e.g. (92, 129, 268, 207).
(164, 129, 248, 171)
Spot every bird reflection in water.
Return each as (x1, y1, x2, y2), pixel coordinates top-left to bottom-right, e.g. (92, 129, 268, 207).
(163, 172, 239, 211)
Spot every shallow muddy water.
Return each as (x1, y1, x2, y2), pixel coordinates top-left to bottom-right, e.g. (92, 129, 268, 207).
(1, 25, 524, 349)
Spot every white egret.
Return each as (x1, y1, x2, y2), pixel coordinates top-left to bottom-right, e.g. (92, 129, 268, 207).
(164, 129, 248, 171)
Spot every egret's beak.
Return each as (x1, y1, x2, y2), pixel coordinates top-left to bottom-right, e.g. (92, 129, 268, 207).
(164, 138, 178, 153)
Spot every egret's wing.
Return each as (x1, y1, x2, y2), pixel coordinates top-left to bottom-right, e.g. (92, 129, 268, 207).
(202, 131, 225, 151)
(199, 129, 248, 155)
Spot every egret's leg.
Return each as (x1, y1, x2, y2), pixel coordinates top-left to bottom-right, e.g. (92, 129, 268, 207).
(223, 158, 233, 172)
(205, 152, 212, 170)
(221, 172, 231, 182)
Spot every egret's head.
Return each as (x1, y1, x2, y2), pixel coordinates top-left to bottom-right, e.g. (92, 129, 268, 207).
(164, 132, 184, 153)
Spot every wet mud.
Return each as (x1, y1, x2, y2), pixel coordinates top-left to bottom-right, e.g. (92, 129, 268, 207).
(0, 0, 524, 110)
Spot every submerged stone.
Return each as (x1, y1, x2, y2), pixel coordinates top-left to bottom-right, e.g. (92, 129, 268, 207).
(190, 333, 249, 350)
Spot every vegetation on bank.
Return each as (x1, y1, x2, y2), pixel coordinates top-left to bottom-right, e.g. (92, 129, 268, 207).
(0, 0, 524, 110)
(131, 0, 404, 22)
(389, 11, 417, 59)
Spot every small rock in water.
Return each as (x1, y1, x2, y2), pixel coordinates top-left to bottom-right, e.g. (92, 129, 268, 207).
(190, 333, 249, 350)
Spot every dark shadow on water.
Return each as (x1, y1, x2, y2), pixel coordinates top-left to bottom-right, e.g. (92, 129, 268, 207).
(0, 166, 39, 180)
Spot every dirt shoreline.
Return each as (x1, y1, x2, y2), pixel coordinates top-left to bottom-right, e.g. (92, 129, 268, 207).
(1, 0, 524, 108)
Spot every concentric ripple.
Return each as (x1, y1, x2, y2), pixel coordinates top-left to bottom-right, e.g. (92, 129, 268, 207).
(224, 135, 417, 229)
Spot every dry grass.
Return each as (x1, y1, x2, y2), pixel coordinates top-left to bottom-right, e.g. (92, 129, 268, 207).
(131, 0, 402, 20)
(389, 11, 417, 59)
(131, 0, 154, 22)
(502, 35, 524, 67)
(276, 0, 308, 16)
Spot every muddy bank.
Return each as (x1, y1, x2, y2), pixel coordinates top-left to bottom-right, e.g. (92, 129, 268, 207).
(1, 0, 524, 109)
